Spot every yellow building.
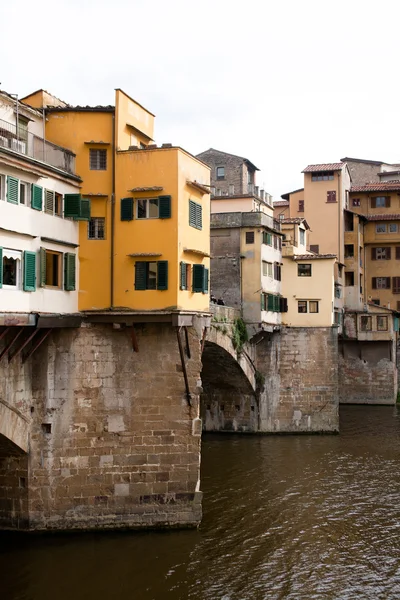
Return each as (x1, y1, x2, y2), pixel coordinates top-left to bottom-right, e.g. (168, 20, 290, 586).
(280, 218, 336, 327)
(22, 89, 211, 313)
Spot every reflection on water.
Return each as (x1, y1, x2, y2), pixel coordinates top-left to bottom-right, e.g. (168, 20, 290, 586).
(2, 406, 400, 600)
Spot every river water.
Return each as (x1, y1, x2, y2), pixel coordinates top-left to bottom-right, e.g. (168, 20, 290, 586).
(2, 405, 400, 600)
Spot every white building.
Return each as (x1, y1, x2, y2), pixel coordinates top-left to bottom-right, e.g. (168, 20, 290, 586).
(0, 91, 84, 319)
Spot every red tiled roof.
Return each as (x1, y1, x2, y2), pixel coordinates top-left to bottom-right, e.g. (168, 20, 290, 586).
(302, 163, 344, 173)
(281, 217, 310, 229)
(351, 182, 400, 192)
(293, 254, 337, 260)
(273, 200, 289, 206)
(365, 214, 400, 221)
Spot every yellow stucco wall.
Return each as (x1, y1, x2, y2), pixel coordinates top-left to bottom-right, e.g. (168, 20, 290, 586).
(281, 258, 335, 326)
(115, 89, 155, 151)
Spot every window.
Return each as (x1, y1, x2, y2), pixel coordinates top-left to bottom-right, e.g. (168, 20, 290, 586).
(298, 264, 312, 277)
(216, 166, 225, 180)
(7, 176, 19, 204)
(334, 311, 342, 326)
(89, 149, 107, 170)
(229, 184, 235, 195)
(298, 200, 304, 212)
(345, 244, 354, 258)
(372, 277, 390, 289)
(352, 198, 360, 207)
(311, 171, 334, 181)
(389, 224, 398, 233)
(371, 299, 380, 305)
(137, 198, 159, 219)
(246, 231, 254, 244)
(264, 294, 281, 312)
(327, 191, 337, 203)
(360, 316, 372, 331)
(192, 264, 208, 293)
(298, 301, 307, 313)
(44, 250, 62, 288)
(262, 261, 273, 277)
(344, 212, 354, 232)
(273, 235, 278, 249)
(310, 245, 319, 254)
(0, 175, 5, 200)
(180, 262, 192, 290)
(88, 217, 105, 239)
(45, 190, 55, 215)
(135, 260, 168, 291)
(17, 117, 28, 142)
(263, 231, 272, 246)
(377, 316, 388, 331)
(2, 249, 22, 289)
(299, 229, 305, 245)
(345, 272, 354, 286)
(335, 283, 342, 298)
(19, 181, 29, 205)
(371, 196, 390, 208)
(393, 277, 400, 294)
(55, 193, 63, 216)
(189, 200, 202, 230)
(372, 247, 391, 260)
(309, 301, 319, 313)
(376, 223, 387, 234)
(396, 247, 400, 260)
(274, 263, 281, 281)
(38, 248, 75, 291)
(31, 184, 43, 211)
(64, 194, 90, 220)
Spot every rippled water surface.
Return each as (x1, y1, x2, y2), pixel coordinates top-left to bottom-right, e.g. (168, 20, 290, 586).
(2, 405, 400, 600)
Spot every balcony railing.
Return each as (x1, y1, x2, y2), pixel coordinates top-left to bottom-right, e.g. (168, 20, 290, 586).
(0, 118, 76, 174)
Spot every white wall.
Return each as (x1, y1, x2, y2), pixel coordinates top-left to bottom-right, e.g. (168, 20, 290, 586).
(0, 162, 80, 314)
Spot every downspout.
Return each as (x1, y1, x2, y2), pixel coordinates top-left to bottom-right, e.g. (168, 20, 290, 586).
(111, 112, 116, 309)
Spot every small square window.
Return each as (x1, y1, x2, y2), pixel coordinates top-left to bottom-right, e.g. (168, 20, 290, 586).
(137, 198, 159, 219)
(377, 316, 388, 331)
(310, 244, 319, 254)
(298, 264, 312, 277)
(19, 181, 29, 205)
(352, 198, 360, 207)
(2, 249, 22, 288)
(45, 251, 62, 288)
(298, 200, 304, 212)
(360, 316, 372, 331)
(88, 217, 106, 239)
(216, 166, 225, 180)
(298, 301, 307, 313)
(389, 224, 398, 233)
(376, 223, 387, 234)
(89, 149, 107, 170)
(245, 231, 254, 244)
(309, 301, 319, 313)
(299, 229, 305, 245)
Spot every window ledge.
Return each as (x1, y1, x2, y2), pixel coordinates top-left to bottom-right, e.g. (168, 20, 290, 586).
(129, 186, 163, 192)
(183, 248, 210, 257)
(127, 253, 162, 257)
(186, 180, 210, 195)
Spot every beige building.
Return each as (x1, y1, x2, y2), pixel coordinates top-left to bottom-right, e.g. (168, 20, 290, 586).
(280, 218, 336, 327)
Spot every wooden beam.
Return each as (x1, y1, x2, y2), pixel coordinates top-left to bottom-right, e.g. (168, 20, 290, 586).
(0, 328, 24, 362)
(0, 327, 11, 343)
(8, 329, 38, 363)
(131, 326, 139, 352)
(201, 326, 208, 354)
(22, 329, 53, 364)
(176, 327, 191, 406)
(184, 326, 191, 359)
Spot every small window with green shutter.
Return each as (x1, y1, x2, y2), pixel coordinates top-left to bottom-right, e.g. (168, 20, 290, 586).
(192, 264, 205, 293)
(263, 231, 272, 246)
(157, 261, 168, 290)
(189, 200, 202, 230)
(64, 194, 90, 220)
(159, 195, 171, 219)
(267, 294, 274, 311)
(121, 197, 133, 221)
(134, 261, 168, 290)
(64, 253, 76, 291)
(23, 251, 36, 292)
(7, 176, 19, 204)
(31, 184, 43, 211)
(273, 295, 281, 312)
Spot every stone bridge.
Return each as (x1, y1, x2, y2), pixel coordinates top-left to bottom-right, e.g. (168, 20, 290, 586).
(0, 312, 339, 532)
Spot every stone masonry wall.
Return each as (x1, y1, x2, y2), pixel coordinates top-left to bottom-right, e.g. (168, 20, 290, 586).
(257, 328, 339, 433)
(0, 321, 204, 531)
(210, 228, 241, 308)
(339, 340, 397, 405)
(197, 149, 249, 195)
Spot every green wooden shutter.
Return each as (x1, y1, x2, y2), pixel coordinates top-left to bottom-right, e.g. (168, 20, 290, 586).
(157, 261, 168, 290)
(196, 203, 202, 230)
(189, 200, 196, 227)
(39, 247, 46, 287)
(193, 264, 204, 292)
(274, 295, 280, 312)
(267, 232, 272, 245)
(23, 251, 36, 291)
(64, 253, 76, 291)
(64, 194, 81, 218)
(267, 294, 274, 311)
(203, 267, 209, 293)
(31, 184, 43, 210)
(79, 199, 91, 221)
(121, 197, 133, 221)
(0, 247, 2, 288)
(180, 262, 187, 290)
(7, 176, 19, 204)
(159, 195, 171, 219)
(135, 262, 147, 290)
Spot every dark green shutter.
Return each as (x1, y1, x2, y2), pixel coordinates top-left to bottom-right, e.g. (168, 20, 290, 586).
(193, 264, 204, 292)
(267, 294, 274, 311)
(189, 200, 196, 227)
(121, 197, 133, 221)
(267, 232, 272, 245)
(159, 195, 171, 219)
(23, 251, 36, 291)
(31, 184, 43, 210)
(0, 247, 2, 288)
(196, 204, 202, 230)
(157, 261, 168, 290)
(180, 262, 187, 290)
(39, 247, 46, 287)
(135, 262, 147, 290)
(79, 199, 91, 221)
(274, 295, 280, 312)
(64, 194, 81, 218)
(7, 176, 19, 204)
(203, 267, 209, 293)
(64, 253, 76, 291)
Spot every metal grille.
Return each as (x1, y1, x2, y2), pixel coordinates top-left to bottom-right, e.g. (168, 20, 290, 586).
(89, 149, 107, 170)
(88, 217, 105, 239)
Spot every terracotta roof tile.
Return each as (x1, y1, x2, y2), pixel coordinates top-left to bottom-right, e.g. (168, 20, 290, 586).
(351, 182, 400, 192)
(273, 200, 289, 206)
(281, 217, 310, 229)
(293, 254, 337, 260)
(302, 163, 344, 173)
(365, 214, 400, 221)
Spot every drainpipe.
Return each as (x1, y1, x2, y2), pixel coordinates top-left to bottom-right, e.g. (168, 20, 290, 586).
(111, 112, 116, 309)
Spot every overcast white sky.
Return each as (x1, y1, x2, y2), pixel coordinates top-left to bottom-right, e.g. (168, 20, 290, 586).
(1, 0, 399, 199)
